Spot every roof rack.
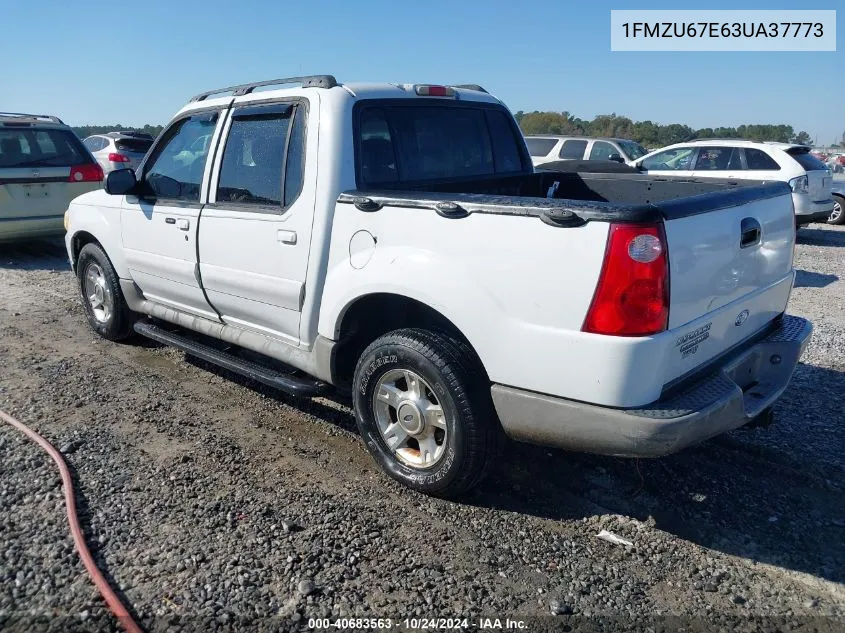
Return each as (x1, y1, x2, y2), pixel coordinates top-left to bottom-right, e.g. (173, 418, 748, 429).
(451, 84, 488, 93)
(190, 75, 338, 102)
(688, 138, 760, 143)
(0, 112, 64, 125)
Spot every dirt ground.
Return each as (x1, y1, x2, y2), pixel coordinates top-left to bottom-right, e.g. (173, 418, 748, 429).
(1, 225, 844, 632)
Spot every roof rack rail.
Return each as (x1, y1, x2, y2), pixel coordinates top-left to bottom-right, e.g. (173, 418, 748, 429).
(688, 137, 759, 143)
(190, 75, 338, 102)
(451, 84, 488, 93)
(0, 112, 64, 124)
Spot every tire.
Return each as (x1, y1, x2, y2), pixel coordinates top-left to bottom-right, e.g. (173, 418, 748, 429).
(76, 242, 136, 341)
(827, 195, 844, 226)
(352, 328, 497, 498)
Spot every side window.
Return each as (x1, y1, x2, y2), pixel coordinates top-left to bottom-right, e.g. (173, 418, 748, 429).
(641, 147, 696, 171)
(558, 140, 588, 159)
(744, 148, 781, 171)
(589, 141, 616, 161)
(524, 137, 557, 157)
(216, 104, 292, 207)
(143, 114, 218, 201)
(284, 107, 307, 205)
(695, 146, 741, 171)
(83, 138, 97, 151)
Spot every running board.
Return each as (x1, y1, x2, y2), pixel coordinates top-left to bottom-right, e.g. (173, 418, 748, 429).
(133, 321, 329, 397)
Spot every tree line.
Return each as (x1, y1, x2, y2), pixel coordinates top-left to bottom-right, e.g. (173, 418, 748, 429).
(71, 124, 164, 140)
(514, 111, 816, 148)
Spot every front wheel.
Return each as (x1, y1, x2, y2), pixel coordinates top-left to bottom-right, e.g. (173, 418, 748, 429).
(827, 195, 844, 225)
(352, 328, 497, 498)
(77, 243, 136, 341)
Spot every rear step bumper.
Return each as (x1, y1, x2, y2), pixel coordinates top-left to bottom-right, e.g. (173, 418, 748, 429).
(491, 315, 812, 457)
(133, 321, 330, 397)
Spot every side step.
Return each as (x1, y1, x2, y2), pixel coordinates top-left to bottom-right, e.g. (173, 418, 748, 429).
(133, 321, 330, 397)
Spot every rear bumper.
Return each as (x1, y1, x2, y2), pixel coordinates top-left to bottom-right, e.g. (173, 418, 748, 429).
(793, 195, 834, 223)
(492, 315, 812, 457)
(0, 215, 64, 242)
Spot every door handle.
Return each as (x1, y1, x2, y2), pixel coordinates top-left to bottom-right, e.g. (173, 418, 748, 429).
(740, 217, 761, 248)
(177, 219, 190, 231)
(277, 230, 297, 245)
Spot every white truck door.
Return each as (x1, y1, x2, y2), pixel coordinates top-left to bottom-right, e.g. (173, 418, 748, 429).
(121, 111, 225, 320)
(197, 99, 316, 345)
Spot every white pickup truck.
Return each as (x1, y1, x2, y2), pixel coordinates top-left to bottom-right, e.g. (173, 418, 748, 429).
(64, 76, 812, 497)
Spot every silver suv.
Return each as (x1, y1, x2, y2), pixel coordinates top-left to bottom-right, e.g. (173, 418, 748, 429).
(83, 131, 155, 174)
(0, 112, 103, 242)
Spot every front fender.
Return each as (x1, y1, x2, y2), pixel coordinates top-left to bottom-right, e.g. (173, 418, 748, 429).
(66, 191, 129, 278)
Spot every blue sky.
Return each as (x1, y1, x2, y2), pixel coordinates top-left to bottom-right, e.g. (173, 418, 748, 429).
(2, 0, 842, 144)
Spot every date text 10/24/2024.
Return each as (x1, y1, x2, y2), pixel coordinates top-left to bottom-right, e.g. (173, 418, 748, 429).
(307, 618, 527, 630)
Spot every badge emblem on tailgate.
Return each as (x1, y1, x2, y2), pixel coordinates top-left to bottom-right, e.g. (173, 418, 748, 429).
(735, 310, 749, 326)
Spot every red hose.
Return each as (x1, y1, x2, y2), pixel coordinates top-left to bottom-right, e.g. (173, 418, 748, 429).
(0, 409, 143, 633)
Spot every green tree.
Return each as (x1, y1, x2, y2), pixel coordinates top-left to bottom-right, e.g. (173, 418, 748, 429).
(791, 131, 812, 146)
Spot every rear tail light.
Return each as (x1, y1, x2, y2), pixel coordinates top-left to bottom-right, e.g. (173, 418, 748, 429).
(414, 85, 455, 97)
(582, 223, 669, 336)
(68, 163, 104, 183)
(108, 152, 131, 163)
(789, 175, 809, 194)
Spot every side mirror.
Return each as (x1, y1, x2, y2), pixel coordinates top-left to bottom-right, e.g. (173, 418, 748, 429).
(105, 168, 137, 195)
(608, 153, 624, 163)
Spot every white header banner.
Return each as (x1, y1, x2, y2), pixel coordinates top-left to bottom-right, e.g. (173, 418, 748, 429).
(611, 10, 836, 51)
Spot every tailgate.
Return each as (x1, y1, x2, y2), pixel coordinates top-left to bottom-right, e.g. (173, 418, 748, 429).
(0, 166, 73, 218)
(661, 184, 795, 382)
(807, 170, 832, 202)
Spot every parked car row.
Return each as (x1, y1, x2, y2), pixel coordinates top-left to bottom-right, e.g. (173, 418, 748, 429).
(524, 133, 838, 226)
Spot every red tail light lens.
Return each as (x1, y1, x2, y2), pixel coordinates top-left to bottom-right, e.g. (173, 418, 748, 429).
(68, 163, 104, 183)
(108, 152, 131, 163)
(414, 85, 455, 97)
(582, 223, 669, 336)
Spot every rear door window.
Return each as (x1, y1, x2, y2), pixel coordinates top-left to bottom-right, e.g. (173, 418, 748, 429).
(694, 146, 742, 171)
(355, 103, 528, 186)
(558, 140, 588, 159)
(0, 128, 89, 167)
(524, 137, 558, 157)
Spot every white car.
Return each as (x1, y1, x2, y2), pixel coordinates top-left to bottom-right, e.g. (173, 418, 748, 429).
(525, 135, 648, 167)
(64, 76, 810, 497)
(635, 140, 835, 226)
(82, 131, 154, 174)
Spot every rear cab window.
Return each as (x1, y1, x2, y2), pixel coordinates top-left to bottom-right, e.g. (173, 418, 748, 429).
(0, 128, 91, 167)
(355, 101, 530, 187)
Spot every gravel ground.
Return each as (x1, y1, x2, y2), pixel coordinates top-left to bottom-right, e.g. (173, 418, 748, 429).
(1, 222, 844, 633)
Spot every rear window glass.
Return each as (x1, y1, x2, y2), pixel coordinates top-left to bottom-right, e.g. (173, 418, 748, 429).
(0, 128, 89, 167)
(356, 104, 527, 186)
(116, 138, 154, 154)
(788, 150, 828, 171)
(524, 137, 558, 157)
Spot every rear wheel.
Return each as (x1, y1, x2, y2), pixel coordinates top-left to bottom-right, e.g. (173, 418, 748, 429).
(77, 243, 136, 341)
(352, 328, 497, 497)
(827, 195, 844, 225)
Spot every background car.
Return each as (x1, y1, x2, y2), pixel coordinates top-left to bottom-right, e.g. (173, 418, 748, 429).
(0, 112, 102, 242)
(826, 153, 845, 174)
(524, 135, 648, 167)
(82, 131, 154, 174)
(635, 140, 834, 226)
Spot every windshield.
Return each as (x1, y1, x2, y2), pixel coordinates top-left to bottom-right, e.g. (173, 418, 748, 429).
(0, 128, 89, 168)
(356, 103, 529, 186)
(618, 139, 648, 160)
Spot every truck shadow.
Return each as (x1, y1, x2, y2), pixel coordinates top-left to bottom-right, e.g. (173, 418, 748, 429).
(794, 269, 839, 288)
(469, 361, 845, 585)
(0, 238, 69, 272)
(796, 226, 845, 248)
